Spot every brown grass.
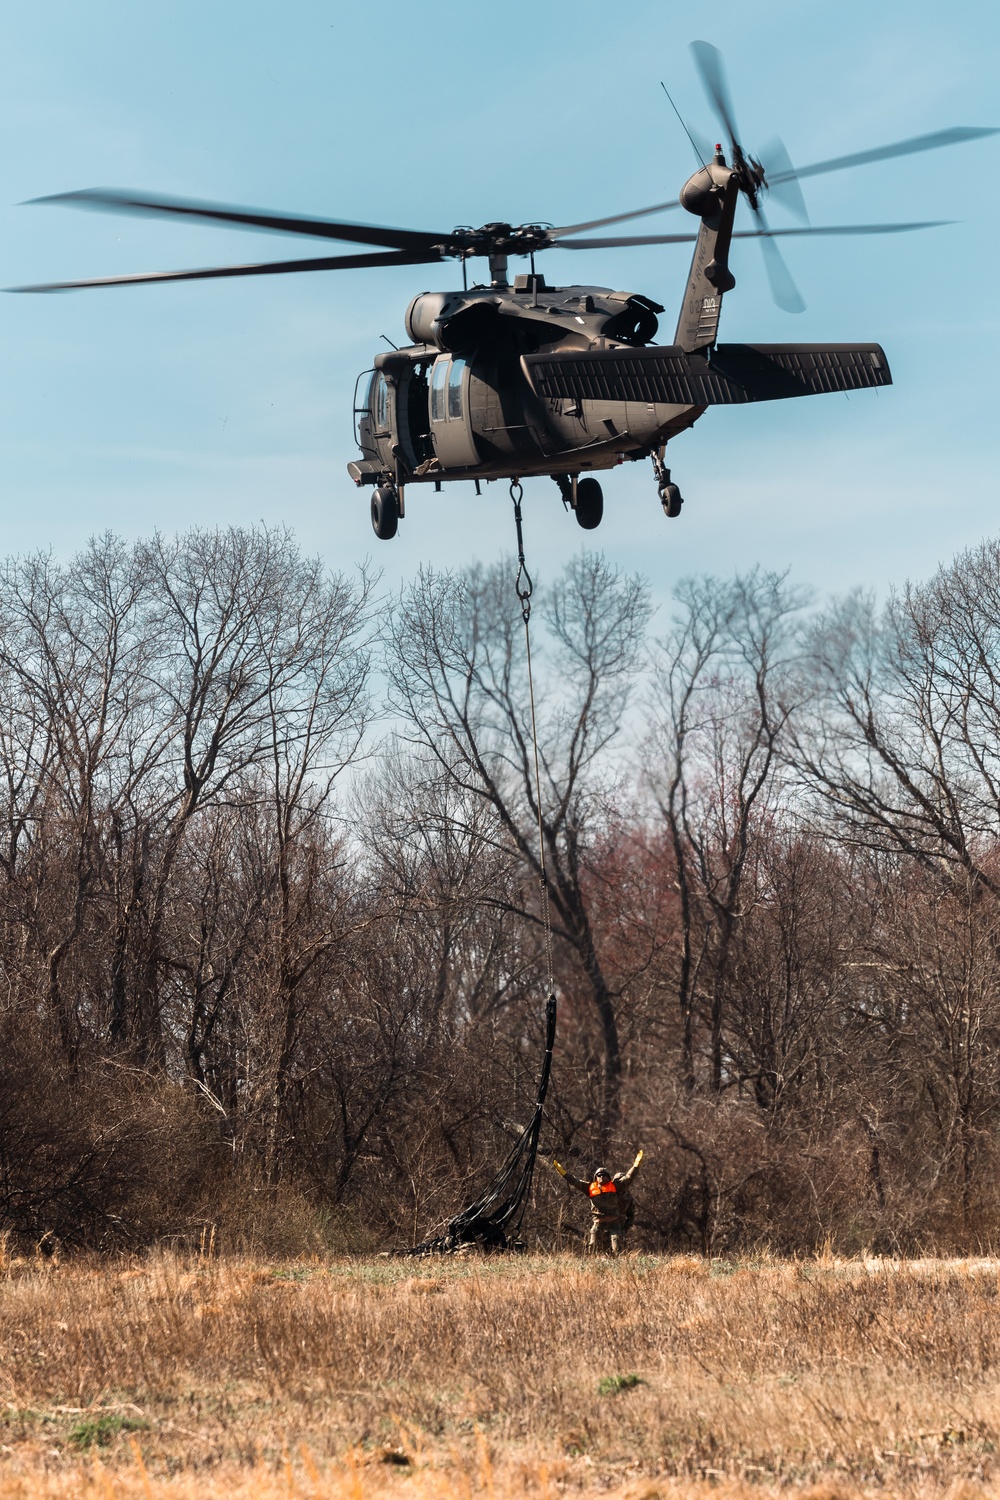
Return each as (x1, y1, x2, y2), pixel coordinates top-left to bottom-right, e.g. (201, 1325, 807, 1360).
(3, 1251, 1000, 1497)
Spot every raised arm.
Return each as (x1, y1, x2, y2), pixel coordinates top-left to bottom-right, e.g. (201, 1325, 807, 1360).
(551, 1159, 592, 1194)
(616, 1149, 644, 1186)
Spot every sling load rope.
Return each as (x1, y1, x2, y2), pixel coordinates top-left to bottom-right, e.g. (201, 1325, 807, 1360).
(510, 481, 555, 997)
(401, 484, 558, 1256)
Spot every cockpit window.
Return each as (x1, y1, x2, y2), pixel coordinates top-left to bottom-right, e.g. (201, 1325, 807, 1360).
(447, 357, 466, 419)
(430, 358, 448, 421)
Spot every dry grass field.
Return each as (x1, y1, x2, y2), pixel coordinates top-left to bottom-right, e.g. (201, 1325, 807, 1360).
(3, 1251, 1000, 1498)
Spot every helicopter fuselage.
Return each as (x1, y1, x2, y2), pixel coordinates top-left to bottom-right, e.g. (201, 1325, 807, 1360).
(350, 163, 896, 540)
(350, 276, 702, 495)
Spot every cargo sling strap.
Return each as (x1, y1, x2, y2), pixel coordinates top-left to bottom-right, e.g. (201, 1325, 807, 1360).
(404, 995, 557, 1254)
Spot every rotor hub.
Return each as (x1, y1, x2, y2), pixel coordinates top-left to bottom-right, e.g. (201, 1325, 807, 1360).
(444, 222, 553, 259)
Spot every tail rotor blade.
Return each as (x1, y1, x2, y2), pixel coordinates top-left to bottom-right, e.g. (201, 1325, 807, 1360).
(690, 40, 742, 151)
(759, 235, 806, 313)
(761, 137, 810, 223)
(753, 205, 805, 313)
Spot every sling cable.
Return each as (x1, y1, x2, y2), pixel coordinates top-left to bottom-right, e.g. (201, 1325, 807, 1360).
(403, 482, 557, 1255)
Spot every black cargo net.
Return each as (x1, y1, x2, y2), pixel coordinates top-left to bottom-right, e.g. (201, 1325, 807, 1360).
(404, 995, 556, 1255)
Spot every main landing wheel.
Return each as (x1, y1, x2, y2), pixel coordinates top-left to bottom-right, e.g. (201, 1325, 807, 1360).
(371, 485, 399, 540)
(660, 482, 683, 519)
(575, 477, 604, 530)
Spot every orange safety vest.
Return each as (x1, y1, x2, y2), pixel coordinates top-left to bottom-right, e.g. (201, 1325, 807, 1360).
(589, 1180, 617, 1197)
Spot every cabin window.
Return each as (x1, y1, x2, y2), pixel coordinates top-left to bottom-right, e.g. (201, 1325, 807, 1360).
(430, 358, 448, 422)
(447, 357, 466, 419)
(375, 374, 389, 431)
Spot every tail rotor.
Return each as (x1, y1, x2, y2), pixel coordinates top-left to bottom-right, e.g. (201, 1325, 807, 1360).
(688, 40, 806, 311)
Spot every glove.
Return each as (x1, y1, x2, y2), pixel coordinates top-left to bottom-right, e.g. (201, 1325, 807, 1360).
(632, 1149, 644, 1170)
(551, 1158, 568, 1177)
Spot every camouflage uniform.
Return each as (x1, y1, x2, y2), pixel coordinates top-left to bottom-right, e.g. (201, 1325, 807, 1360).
(557, 1155, 642, 1255)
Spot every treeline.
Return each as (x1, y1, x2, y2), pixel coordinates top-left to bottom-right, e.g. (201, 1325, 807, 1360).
(3, 525, 1000, 1255)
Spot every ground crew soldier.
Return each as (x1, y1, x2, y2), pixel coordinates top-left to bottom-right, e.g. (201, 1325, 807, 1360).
(550, 1150, 643, 1254)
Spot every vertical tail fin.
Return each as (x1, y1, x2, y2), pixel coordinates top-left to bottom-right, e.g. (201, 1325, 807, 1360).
(673, 170, 739, 352)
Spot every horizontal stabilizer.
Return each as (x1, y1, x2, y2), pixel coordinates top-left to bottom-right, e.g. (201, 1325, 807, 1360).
(522, 343, 891, 406)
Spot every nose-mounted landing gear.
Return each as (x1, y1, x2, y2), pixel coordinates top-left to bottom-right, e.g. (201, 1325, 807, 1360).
(652, 449, 684, 519)
(553, 474, 604, 530)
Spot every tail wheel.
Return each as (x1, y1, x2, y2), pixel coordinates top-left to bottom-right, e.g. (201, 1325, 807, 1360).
(660, 483, 683, 519)
(371, 485, 399, 540)
(575, 477, 604, 530)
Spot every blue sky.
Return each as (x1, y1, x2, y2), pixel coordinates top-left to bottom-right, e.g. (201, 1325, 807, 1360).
(3, 0, 999, 612)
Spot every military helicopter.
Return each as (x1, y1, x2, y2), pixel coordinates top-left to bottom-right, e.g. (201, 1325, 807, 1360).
(13, 43, 996, 540)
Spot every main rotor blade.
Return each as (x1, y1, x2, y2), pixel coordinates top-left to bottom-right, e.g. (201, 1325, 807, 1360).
(732, 220, 952, 237)
(549, 197, 683, 239)
(761, 137, 809, 222)
(557, 220, 950, 248)
(690, 40, 741, 151)
(768, 126, 999, 186)
(26, 188, 449, 253)
(7, 247, 444, 293)
(558, 232, 699, 247)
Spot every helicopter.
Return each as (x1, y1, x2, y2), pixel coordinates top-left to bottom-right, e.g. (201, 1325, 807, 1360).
(12, 43, 996, 541)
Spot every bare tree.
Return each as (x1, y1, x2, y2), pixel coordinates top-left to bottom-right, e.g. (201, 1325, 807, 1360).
(647, 569, 806, 1091)
(129, 527, 373, 1066)
(0, 537, 159, 1059)
(386, 553, 650, 1141)
(721, 828, 867, 1115)
(791, 539, 1000, 889)
(856, 860, 1000, 1233)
